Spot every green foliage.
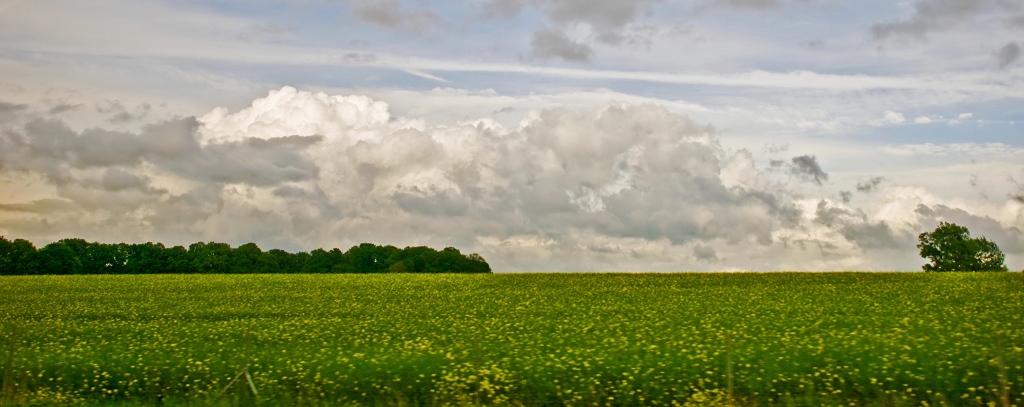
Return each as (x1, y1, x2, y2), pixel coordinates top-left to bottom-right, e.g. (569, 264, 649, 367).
(0, 236, 491, 275)
(0, 273, 1020, 406)
(0, 237, 37, 276)
(917, 222, 1007, 271)
(32, 242, 83, 275)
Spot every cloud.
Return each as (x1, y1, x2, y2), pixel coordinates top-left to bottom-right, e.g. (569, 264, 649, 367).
(778, 155, 828, 185)
(99, 168, 150, 192)
(1, 87, 796, 268)
(718, 0, 782, 9)
(856, 177, 885, 193)
(341, 52, 378, 63)
(884, 110, 906, 125)
(914, 203, 1024, 254)
(692, 243, 720, 262)
(1011, 175, 1024, 204)
(2, 87, 1021, 271)
(0, 101, 28, 113)
(800, 39, 824, 49)
(813, 200, 899, 249)
(485, 0, 661, 30)
(96, 100, 151, 123)
(0, 115, 321, 187)
(531, 28, 594, 62)
(1008, 15, 1024, 29)
(913, 116, 933, 124)
(871, 0, 1019, 41)
(47, 103, 82, 115)
(482, 0, 531, 18)
(349, 0, 441, 33)
(762, 142, 789, 154)
(484, 0, 663, 52)
(997, 41, 1022, 69)
(882, 142, 1021, 156)
(0, 198, 77, 214)
(541, 0, 661, 31)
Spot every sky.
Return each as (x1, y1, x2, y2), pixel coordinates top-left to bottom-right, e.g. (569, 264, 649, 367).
(0, 0, 1022, 271)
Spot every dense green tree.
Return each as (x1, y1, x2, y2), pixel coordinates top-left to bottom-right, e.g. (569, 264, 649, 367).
(303, 248, 344, 273)
(0, 236, 14, 275)
(0, 237, 18, 275)
(917, 222, 1007, 272)
(165, 245, 193, 273)
(387, 246, 430, 273)
(88, 242, 128, 274)
(267, 249, 303, 273)
(337, 243, 399, 273)
(230, 242, 262, 273)
(0, 236, 491, 275)
(33, 241, 84, 275)
(123, 243, 170, 274)
(189, 241, 232, 274)
(0, 238, 40, 275)
(255, 252, 280, 274)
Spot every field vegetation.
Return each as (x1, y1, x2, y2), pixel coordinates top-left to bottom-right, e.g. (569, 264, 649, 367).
(0, 273, 1021, 406)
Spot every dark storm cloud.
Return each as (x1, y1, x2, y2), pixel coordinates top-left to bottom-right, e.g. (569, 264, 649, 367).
(997, 41, 1022, 69)
(0, 117, 321, 187)
(531, 28, 593, 62)
(9, 118, 199, 173)
(813, 200, 900, 249)
(856, 176, 884, 193)
(790, 155, 828, 185)
(163, 135, 323, 186)
(693, 244, 720, 261)
(0, 101, 28, 113)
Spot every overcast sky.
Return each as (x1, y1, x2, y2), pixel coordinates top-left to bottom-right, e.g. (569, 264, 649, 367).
(1, 0, 1022, 271)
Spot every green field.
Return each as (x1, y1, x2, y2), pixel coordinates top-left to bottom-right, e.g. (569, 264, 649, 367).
(0, 273, 1022, 406)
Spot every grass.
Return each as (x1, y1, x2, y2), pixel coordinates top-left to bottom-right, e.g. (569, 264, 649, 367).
(0, 272, 1021, 406)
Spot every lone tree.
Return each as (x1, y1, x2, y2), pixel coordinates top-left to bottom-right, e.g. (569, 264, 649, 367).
(917, 221, 1007, 271)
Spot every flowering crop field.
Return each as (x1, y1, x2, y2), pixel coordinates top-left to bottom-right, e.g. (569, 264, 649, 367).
(0, 273, 1022, 406)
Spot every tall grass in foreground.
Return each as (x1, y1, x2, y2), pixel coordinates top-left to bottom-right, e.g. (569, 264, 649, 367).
(0, 272, 1021, 406)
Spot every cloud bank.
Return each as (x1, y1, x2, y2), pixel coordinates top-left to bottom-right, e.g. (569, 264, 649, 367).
(1, 87, 1022, 271)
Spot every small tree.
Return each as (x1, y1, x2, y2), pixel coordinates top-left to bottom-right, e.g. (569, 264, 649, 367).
(917, 222, 1007, 271)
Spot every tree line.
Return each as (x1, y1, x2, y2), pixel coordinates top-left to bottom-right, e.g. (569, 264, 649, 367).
(0, 237, 491, 275)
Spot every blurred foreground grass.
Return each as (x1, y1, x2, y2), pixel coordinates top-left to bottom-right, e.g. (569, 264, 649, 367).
(0, 272, 1022, 406)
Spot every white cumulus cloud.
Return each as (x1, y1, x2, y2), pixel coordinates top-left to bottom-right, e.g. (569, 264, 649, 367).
(2, 87, 1022, 271)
